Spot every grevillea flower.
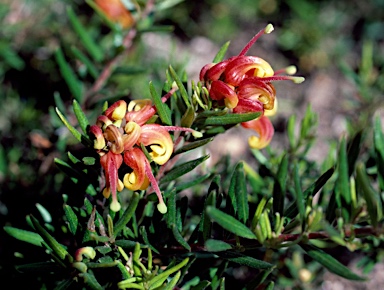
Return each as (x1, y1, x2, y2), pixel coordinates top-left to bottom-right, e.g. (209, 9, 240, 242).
(200, 24, 304, 149)
(89, 96, 202, 214)
(95, 0, 135, 29)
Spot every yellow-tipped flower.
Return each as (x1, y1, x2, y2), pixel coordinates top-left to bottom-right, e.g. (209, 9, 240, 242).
(91, 97, 201, 213)
(199, 24, 304, 149)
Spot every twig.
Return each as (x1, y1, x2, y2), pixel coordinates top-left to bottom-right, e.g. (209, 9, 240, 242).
(84, 28, 137, 106)
(154, 226, 383, 255)
(84, 0, 156, 106)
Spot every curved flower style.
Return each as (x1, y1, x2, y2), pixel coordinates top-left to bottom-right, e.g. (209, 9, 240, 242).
(241, 116, 275, 149)
(123, 148, 150, 191)
(139, 124, 174, 166)
(89, 97, 201, 213)
(200, 24, 304, 149)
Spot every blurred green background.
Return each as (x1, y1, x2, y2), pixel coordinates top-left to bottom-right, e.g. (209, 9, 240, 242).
(1, 0, 383, 288)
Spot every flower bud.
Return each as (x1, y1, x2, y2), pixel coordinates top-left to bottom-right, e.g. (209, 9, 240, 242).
(75, 246, 96, 262)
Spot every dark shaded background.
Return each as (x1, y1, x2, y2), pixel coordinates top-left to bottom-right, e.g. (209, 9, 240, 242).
(1, 0, 383, 288)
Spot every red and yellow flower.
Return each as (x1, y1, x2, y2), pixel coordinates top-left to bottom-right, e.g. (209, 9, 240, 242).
(90, 98, 201, 214)
(94, 0, 135, 29)
(200, 24, 304, 149)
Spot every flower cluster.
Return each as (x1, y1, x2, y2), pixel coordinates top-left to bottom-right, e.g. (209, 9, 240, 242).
(89, 97, 201, 213)
(200, 24, 304, 149)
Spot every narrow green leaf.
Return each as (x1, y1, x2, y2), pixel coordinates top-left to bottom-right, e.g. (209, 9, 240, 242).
(181, 105, 196, 128)
(356, 163, 382, 228)
(374, 116, 384, 192)
(235, 162, 248, 223)
(243, 161, 264, 194)
(174, 138, 214, 155)
(83, 157, 96, 165)
(251, 196, 268, 231)
(139, 226, 159, 254)
(206, 207, 256, 239)
(245, 266, 276, 290)
(300, 244, 366, 281)
(80, 272, 103, 290)
(175, 173, 212, 192)
(95, 246, 112, 255)
(64, 205, 78, 235)
(55, 107, 82, 142)
(68, 151, 81, 164)
(30, 215, 71, 261)
(4, 226, 43, 247)
(322, 222, 346, 246)
(54, 47, 82, 102)
(337, 137, 351, 204)
(149, 81, 172, 125)
(197, 176, 220, 242)
(166, 189, 177, 228)
(374, 117, 384, 158)
(161, 155, 210, 184)
(115, 240, 137, 249)
(325, 191, 337, 223)
(273, 155, 288, 215)
(36, 203, 52, 223)
(54, 158, 81, 180)
(73, 99, 90, 134)
(15, 261, 61, 273)
(71, 46, 99, 78)
(293, 164, 305, 226)
(114, 193, 140, 236)
(190, 281, 210, 290)
(196, 110, 227, 119)
(219, 277, 225, 290)
(67, 6, 103, 62)
(148, 258, 189, 290)
(339, 61, 359, 84)
(212, 41, 230, 63)
(169, 65, 190, 107)
(54, 92, 66, 114)
(205, 239, 232, 252)
(87, 261, 118, 268)
(162, 271, 181, 290)
(116, 260, 131, 280)
(227, 171, 237, 215)
(0, 40, 25, 70)
(172, 224, 191, 251)
(217, 251, 273, 269)
(156, 0, 186, 11)
(285, 167, 334, 219)
(113, 66, 147, 75)
(203, 112, 261, 126)
(287, 115, 297, 149)
(347, 131, 363, 176)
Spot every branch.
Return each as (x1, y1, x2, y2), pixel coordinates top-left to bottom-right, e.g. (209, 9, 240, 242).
(84, 28, 137, 106)
(154, 226, 383, 256)
(84, 0, 156, 106)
